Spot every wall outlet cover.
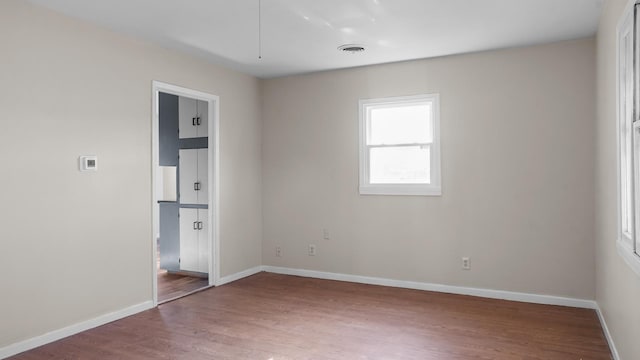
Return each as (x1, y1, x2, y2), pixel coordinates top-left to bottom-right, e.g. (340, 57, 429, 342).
(462, 257, 471, 270)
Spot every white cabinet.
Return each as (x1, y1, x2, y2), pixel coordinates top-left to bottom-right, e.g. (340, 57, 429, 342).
(179, 208, 208, 273)
(179, 96, 208, 139)
(179, 148, 208, 205)
(176, 96, 209, 275)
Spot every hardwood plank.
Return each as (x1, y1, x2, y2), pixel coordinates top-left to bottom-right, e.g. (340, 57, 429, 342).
(9, 272, 612, 359)
(157, 269, 209, 303)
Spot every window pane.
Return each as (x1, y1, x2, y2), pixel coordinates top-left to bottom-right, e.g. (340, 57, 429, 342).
(621, 28, 635, 239)
(368, 104, 432, 145)
(634, 123, 640, 253)
(623, 126, 633, 236)
(369, 146, 430, 184)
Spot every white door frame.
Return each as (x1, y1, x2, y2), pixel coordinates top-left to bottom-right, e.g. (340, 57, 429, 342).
(151, 81, 220, 306)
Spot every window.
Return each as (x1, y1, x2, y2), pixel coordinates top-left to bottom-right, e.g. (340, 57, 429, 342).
(617, 3, 640, 276)
(359, 94, 441, 196)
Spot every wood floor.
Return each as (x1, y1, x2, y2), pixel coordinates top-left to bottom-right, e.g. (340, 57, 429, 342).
(10, 272, 612, 359)
(157, 269, 209, 303)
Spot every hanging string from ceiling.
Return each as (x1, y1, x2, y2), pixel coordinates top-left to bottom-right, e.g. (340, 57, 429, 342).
(258, 0, 262, 60)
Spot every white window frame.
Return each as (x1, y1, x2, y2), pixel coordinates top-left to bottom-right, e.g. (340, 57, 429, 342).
(616, 0, 640, 277)
(358, 94, 441, 196)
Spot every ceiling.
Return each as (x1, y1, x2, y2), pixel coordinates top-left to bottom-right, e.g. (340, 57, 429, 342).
(27, 0, 604, 78)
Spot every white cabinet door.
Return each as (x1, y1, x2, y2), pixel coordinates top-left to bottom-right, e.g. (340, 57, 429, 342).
(197, 148, 208, 204)
(196, 100, 208, 137)
(197, 209, 209, 273)
(179, 208, 208, 273)
(179, 149, 198, 204)
(179, 149, 208, 205)
(179, 97, 208, 139)
(179, 208, 199, 272)
(178, 96, 198, 139)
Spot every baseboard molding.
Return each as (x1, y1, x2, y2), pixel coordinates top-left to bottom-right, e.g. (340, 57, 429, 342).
(216, 265, 263, 286)
(262, 266, 597, 309)
(595, 305, 621, 360)
(0, 300, 153, 359)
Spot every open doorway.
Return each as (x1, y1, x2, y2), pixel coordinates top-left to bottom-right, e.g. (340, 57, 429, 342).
(152, 82, 219, 305)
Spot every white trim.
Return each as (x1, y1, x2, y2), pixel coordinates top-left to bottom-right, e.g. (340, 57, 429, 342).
(359, 184, 442, 196)
(616, 0, 640, 278)
(595, 305, 621, 360)
(262, 266, 597, 309)
(216, 266, 264, 286)
(0, 301, 153, 359)
(358, 93, 442, 196)
(151, 86, 160, 306)
(151, 81, 221, 306)
(209, 91, 221, 288)
(617, 239, 640, 277)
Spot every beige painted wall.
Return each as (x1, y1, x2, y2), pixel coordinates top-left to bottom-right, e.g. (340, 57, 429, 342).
(596, 0, 640, 359)
(262, 38, 596, 300)
(0, 0, 262, 347)
(0, 0, 608, 353)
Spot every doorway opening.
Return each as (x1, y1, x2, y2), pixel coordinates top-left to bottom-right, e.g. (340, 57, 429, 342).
(152, 81, 220, 305)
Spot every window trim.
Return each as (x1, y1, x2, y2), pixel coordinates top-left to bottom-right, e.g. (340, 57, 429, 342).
(616, 0, 640, 277)
(358, 94, 441, 196)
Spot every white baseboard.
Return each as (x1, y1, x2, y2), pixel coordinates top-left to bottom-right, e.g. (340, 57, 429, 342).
(595, 305, 620, 360)
(262, 266, 598, 309)
(216, 266, 263, 286)
(0, 300, 153, 359)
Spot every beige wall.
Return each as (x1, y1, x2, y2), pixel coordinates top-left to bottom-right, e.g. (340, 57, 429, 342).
(596, 0, 640, 359)
(262, 38, 596, 299)
(0, 0, 262, 347)
(0, 0, 611, 354)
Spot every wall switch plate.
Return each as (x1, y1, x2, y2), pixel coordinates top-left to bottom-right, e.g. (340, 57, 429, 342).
(276, 246, 282, 257)
(323, 228, 330, 240)
(308, 244, 317, 256)
(79, 155, 98, 172)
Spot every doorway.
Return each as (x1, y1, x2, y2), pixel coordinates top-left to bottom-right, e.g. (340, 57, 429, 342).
(151, 81, 220, 305)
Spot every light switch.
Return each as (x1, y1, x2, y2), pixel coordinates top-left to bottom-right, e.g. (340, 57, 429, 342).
(79, 155, 98, 172)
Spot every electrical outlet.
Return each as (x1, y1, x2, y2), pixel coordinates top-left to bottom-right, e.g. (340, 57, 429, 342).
(323, 228, 330, 240)
(462, 257, 470, 270)
(276, 246, 282, 257)
(308, 244, 317, 256)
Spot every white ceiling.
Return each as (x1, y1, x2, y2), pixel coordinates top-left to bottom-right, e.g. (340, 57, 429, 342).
(27, 0, 604, 78)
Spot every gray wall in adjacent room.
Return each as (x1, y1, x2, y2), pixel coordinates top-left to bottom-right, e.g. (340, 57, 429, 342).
(159, 92, 180, 271)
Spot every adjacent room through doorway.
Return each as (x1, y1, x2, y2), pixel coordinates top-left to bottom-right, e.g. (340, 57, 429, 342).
(155, 90, 213, 303)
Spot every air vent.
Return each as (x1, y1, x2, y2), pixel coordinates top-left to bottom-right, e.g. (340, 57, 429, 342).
(338, 44, 365, 53)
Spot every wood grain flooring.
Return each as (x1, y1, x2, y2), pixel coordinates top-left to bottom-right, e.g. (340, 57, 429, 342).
(10, 272, 612, 359)
(157, 269, 209, 303)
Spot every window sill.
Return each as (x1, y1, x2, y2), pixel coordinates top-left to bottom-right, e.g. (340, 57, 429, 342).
(617, 239, 640, 278)
(359, 185, 442, 196)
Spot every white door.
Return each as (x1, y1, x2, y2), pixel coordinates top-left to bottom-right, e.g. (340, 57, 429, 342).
(179, 208, 199, 272)
(197, 148, 208, 205)
(179, 208, 208, 273)
(197, 209, 209, 273)
(178, 96, 198, 139)
(179, 149, 208, 205)
(179, 149, 198, 204)
(196, 100, 208, 138)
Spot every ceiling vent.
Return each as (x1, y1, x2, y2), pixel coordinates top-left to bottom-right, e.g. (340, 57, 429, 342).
(338, 44, 366, 53)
